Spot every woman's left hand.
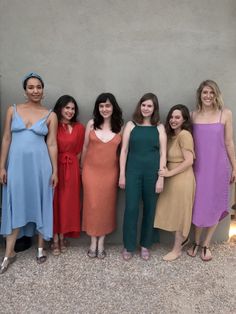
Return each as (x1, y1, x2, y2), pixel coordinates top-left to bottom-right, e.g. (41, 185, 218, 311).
(159, 167, 170, 177)
(51, 172, 58, 188)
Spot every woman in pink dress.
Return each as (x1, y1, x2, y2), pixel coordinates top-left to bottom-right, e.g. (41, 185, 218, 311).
(187, 80, 236, 261)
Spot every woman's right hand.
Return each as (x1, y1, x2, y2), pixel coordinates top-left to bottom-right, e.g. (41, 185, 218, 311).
(119, 175, 126, 189)
(0, 168, 7, 184)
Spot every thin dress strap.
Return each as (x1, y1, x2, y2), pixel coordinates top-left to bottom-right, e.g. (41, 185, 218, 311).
(132, 120, 137, 126)
(219, 110, 223, 123)
(44, 109, 53, 121)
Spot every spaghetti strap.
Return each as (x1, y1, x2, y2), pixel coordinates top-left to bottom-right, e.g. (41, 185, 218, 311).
(132, 120, 137, 126)
(44, 109, 53, 121)
(219, 110, 223, 123)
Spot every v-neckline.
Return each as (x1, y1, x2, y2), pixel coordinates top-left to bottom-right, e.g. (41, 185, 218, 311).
(15, 109, 49, 130)
(93, 130, 117, 144)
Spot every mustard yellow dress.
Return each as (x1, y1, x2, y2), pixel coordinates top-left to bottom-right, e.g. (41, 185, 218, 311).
(154, 130, 195, 238)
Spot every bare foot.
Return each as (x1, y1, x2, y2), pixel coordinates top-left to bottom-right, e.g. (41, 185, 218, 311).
(163, 251, 182, 261)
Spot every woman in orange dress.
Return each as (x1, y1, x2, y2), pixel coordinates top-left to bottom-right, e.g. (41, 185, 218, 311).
(53, 95, 85, 255)
(81, 93, 123, 259)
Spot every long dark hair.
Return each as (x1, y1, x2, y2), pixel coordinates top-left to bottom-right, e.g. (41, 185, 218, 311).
(133, 93, 160, 125)
(165, 104, 192, 138)
(53, 95, 79, 123)
(93, 93, 123, 133)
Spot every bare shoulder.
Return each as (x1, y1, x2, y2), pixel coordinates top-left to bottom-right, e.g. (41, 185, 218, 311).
(222, 108, 232, 123)
(48, 111, 57, 120)
(7, 105, 14, 114)
(87, 119, 94, 129)
(157, 123, 165, 132)
(125, 120, 135, 131)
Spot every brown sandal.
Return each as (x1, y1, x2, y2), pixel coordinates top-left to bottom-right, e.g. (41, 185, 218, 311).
(51, 242, 60, 256)
(60, 239, 68, 253)
(201, 246, 212, 262)
(187, 242, 200, 257)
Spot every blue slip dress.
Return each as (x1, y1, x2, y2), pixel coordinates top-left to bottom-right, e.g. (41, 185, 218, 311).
(1, 104, 53, 240)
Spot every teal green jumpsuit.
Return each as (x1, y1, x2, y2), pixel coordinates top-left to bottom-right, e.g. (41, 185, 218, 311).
(123, 122, 160, 252)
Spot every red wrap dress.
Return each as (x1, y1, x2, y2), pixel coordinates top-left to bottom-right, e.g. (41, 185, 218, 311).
(53, 122, 85, 237)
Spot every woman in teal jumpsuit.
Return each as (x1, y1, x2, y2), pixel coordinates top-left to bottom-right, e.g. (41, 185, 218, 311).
(119, 93, 166, 260)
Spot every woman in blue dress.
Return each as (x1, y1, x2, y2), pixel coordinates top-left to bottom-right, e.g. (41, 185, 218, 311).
(0, 72, 58, 274)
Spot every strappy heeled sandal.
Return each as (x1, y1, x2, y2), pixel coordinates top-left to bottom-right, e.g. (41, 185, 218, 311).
(0, 255, 17, 274)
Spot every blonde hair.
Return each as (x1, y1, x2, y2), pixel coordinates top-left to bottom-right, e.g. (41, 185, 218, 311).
(196, 80, 224, 111)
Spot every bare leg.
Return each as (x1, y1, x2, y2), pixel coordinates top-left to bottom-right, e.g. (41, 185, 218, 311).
(5, 228, 19, 257)
(97, 236, 105, 252)
(201, 224, 218, 261)
(59, 233, 67, 253)
(187, 226, 203, 257)
(36, 234, 47, 264)
(97, 236, 106, 259)
(0, 228, 19, 274)
(87, 236, 97, 258)
(163, 231, 185, 261)
(52, 233, 60, 256)
(38, 233, 44, 249)
(202, 224, 218, 247)
(89, 236, 97, 251)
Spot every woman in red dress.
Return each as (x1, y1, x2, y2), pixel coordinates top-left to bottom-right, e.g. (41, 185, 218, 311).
(52, 95, 85, 255)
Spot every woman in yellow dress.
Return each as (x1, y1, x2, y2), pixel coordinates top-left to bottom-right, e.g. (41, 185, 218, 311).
(154, 104, 195, 261)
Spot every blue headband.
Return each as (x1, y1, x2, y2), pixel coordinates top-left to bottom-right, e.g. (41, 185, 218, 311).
(22, 72, 44, 87)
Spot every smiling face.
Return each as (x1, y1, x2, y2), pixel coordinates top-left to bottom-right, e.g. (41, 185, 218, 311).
(200, 85, 215, 108)
(98, 99, 113, 119)
(61, 102, 76, 123)
(140, 99, 154, 119)
(25, 78, 43, 103)
(169, 109, 185, 134)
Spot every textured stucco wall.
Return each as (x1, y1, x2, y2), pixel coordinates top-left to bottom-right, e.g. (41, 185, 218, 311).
(0, 0, 235, 243)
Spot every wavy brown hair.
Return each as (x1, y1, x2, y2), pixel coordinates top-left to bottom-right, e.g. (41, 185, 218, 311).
(133, 93, 160, 125)
(165, 104, 192, 138)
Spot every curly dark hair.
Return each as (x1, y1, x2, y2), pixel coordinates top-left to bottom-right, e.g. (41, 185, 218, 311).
(133, 93, 160, 125)
(165, 104, 192, 138)
(93, 93, 123, 133)
(53, 95, 79, 123)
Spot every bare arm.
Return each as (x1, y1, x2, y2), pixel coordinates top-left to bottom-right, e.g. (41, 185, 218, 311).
(224, 109, 236, 183)
(46, 112, 58, 188)
(159, 149, 194, 177)
(118, 121, 134, 189)
(155, 124, 167, 193)
(81, 119, 93, 168)
(0, 106, 13, 184)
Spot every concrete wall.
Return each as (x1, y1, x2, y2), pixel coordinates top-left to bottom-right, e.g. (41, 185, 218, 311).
(0, 0, 235, 243)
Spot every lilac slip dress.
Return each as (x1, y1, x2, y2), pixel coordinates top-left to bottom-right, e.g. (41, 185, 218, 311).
(192, 111, 231, 227)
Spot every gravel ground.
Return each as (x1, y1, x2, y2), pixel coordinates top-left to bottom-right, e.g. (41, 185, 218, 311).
(0, 242, 235, 314)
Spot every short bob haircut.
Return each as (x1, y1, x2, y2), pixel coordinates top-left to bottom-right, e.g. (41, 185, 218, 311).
(22, 72, 44, 90)
(53, 95, 79, 123)
(133, 93, 160, 125)
(196, 80, 224, 111)
(165, 104, 192, 138)
(93, 93, 123, 133)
